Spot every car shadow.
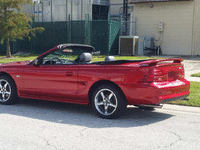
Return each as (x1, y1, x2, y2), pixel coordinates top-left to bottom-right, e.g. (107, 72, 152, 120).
(0, 98, 173, 128)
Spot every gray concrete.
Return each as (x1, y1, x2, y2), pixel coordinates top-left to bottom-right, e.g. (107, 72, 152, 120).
(183, 59, 200, 82)
(0, 99, 200, 150)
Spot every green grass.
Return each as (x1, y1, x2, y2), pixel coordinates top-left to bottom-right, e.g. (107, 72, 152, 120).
(170, 81, 200, 107)
(0, 55, 165, 64)
(92, 55, 165, 62)
(191, 72, 200, 77)
(0, 55, 38, 64)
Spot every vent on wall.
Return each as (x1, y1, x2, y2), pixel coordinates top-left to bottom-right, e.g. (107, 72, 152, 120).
(119, 36, 139, 56)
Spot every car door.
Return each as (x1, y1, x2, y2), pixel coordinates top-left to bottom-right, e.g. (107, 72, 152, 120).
(21, 65, 78, 101)
(21, 49, 78, 101)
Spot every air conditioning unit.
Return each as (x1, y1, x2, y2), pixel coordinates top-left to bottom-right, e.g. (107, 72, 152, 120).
(138, 36, 155, 56)
(119, 36, 139, 56)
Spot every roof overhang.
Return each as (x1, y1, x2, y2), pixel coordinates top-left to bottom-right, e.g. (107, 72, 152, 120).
(130, 0, 193, 4)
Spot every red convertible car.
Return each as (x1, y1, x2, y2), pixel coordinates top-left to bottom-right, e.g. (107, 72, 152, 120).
(0, 44, 190, 118)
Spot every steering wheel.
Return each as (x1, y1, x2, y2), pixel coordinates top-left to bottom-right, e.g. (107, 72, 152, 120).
(43, 57, 62, 65)
(52, 57, 63, 64)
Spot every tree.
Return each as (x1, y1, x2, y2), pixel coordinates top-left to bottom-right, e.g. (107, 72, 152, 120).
(0, 0, 44, 57)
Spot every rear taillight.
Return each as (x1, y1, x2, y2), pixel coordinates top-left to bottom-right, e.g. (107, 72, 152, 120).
(177, 66, 185, 79)
(140, 68, 165, 83)
(153, 68, 165, 81)
(140, 65, 185, 83)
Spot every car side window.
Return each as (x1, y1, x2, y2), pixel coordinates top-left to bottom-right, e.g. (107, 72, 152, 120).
(41, 49, 78, 65)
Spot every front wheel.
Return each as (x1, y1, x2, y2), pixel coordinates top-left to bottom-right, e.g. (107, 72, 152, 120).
(0, 76, 18, 105)
(91, 85, 127, 119)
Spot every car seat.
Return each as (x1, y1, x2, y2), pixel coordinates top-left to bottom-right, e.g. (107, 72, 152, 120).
(79, 52, 92, 64)
(104, 56, 115, 62)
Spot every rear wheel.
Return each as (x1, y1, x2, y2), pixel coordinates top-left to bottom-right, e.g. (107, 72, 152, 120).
(0, 76, 18, 105)
(92, 84, 127, 119)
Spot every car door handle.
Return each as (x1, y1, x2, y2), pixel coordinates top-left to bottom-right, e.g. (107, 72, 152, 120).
(65, 72, 74, 76)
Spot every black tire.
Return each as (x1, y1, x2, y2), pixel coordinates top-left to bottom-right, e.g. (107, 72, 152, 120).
(0, 76, 18, 105)
(91, 84, 127, 119)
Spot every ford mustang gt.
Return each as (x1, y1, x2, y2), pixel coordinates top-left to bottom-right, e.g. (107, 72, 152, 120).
(0, 44, 190, 118)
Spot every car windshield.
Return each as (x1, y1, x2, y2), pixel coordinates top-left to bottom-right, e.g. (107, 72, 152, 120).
(42, 49, 76, 65)
(37, 46, 93, 65)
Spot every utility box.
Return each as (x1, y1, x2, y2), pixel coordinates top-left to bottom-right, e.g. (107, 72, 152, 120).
(119, 36, 139, 55)
(138, 36, 155, 56)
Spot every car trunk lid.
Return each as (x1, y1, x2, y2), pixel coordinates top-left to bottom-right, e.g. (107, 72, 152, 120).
(139, 58, 184, 83)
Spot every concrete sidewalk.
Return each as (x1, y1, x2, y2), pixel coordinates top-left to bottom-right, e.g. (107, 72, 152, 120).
(185, 76, 200, 82)
(183, 59, 200, 82)
(162, 104, 200, 113)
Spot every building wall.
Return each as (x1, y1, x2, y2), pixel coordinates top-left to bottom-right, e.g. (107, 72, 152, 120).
(30, 0, 111, 22)
(30, 0, 93, 22)
(93, 0, 109, 5)
(21, 4, 33, 15)
(110, 0, 123, 15)
(23, 0, 111, 21)
(133, 1, 194, 55)
(110, 0, 133, 17)
(65, 0, 91, 20)
(192, 0, 200, 55)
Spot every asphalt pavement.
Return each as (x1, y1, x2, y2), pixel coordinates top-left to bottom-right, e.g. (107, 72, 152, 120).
(0, 100, 199, 150)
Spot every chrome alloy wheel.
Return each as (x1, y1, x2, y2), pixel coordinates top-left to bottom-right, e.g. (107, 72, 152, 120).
(0, 79, 11, 102)
(94, 88, 118, 116)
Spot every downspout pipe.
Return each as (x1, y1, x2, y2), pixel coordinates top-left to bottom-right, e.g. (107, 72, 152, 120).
(191, 0, 196, 56)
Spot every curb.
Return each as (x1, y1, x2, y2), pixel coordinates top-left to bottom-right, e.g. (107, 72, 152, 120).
(186, 77, 200, 82)
(162, 104, 200, 113)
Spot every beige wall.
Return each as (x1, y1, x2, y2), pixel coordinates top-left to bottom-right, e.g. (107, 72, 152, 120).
(192, 0, 200, 55)
(133, 1, 194, 55)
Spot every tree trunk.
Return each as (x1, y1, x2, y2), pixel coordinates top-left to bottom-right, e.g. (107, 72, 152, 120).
(6, 39, 11, 58)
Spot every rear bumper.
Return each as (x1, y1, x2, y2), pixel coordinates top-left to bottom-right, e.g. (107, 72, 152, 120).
(119, 79, 190, 105)
(160, 93, 189, 104)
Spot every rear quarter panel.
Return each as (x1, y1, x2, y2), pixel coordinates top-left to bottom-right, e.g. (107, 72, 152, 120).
(77, 62, 190, 105)
(77, 63, 140, 102)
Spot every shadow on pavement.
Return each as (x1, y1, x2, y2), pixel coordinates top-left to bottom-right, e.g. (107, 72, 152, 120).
(0, 98, 173, 128)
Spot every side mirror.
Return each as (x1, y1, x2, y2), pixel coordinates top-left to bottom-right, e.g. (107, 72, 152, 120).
(33, 59, 39, 66)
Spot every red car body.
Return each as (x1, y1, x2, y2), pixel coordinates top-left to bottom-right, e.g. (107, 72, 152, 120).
(0, 44, 190, 118)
